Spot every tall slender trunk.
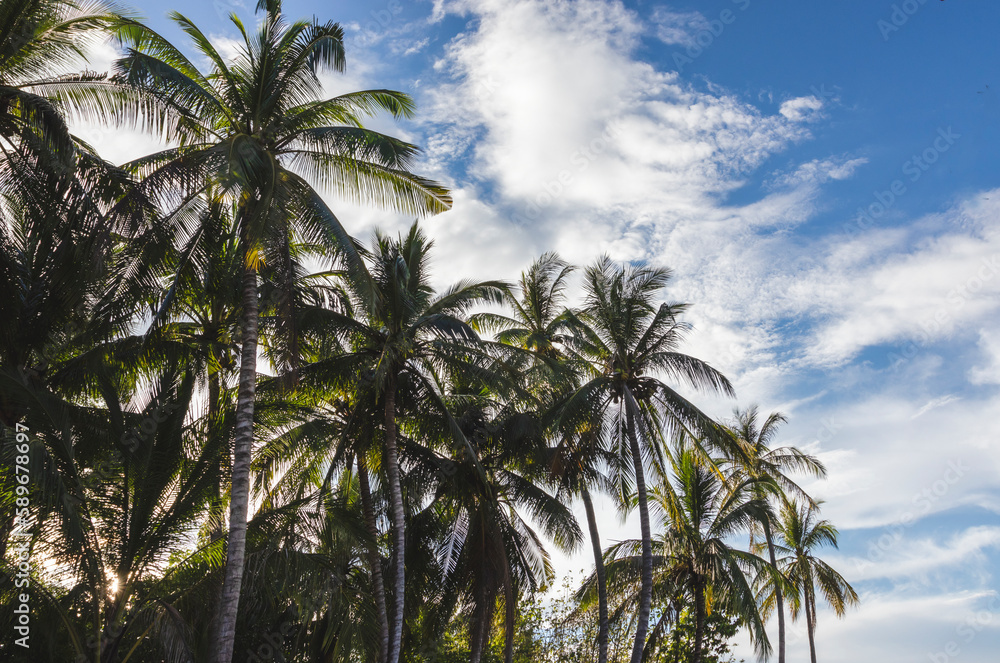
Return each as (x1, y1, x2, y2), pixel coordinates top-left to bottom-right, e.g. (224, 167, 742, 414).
(469, 578, 492, 663)
(804, 582, 818, 663)
(670, 598, 682, 662)
(503, 565, 516, 663)
(626, 391, 653, 663)
(383, 371, 406, 663)
(207, 371, 225, 541)
(357, 455, 390, 663)
(693, 576, 706, 663)
(582, 488, 609, 663)
(763, 520, 785, 663)
(213, 263, 258, 663)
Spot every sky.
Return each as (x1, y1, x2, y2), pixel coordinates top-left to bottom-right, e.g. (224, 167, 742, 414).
(73, 0, 1000, 660)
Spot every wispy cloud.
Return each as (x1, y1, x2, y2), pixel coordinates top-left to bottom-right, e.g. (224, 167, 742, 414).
(649, 8, 712, 47)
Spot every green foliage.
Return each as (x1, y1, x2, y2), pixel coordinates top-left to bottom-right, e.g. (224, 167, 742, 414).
(656, 610, 742, 663)
(420, 592, 546, 663)
(0, 3, 857, 663)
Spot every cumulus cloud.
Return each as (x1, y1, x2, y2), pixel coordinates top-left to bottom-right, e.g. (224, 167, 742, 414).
(424, 0, 814, 223)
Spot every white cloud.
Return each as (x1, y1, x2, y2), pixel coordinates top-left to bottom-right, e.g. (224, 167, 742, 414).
(779, 95, 825, 122)
(425, 0, 813, 223)
(739, 588, 1000, 663)
(796, 192, 1000, 367)
(912, 395, 961, 420)
(969, 330, 1000, 385)
(832, 526, 1000, 583)
(768, 155, 868, 189)
(649, 8, 712, 47)
(783, 389, 1000, 532)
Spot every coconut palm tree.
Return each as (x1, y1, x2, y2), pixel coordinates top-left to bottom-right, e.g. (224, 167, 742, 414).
(0, 342, 227, 662)
(722, 406, 826, 663)
(557, 256, 734, 663)
(68, 4, 454, 660)
(600, 443, 773, 663)
(771, 499, 858, 663)
(293, 221, 508, 663)
(473, 253, 615, 663)
(424, 394, 582, 663)
(470, 252, 578, 389)
(549, 420, 615, 663)
(0, 0, 125, 177)
(0, 0, 146, 430)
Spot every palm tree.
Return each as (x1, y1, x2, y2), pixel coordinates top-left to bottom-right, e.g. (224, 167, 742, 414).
(557, 256, 734, 663)
(722, 406, 825, 663)
(251, 380, 393, 663)
(0, 0, 124, 176)
(471, 252, 577, 388)
(82, 5, 453, 661)
(771, 499, 858, 663)
(472, 253, 617, 663)
(551, 422, 614, 663)
(294, 222, 508, 663)
(0, 0, 146, 429)
(1, 339, 226, 662)
(600, 443, 772, 663)
(424, 394, 582, 663)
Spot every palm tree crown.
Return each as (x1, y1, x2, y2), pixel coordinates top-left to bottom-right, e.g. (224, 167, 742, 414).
(772, 499, 859, 663)
(558, 256, 734, 663)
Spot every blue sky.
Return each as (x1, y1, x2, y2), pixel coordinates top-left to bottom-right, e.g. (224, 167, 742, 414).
(77, 0, 1000, 660)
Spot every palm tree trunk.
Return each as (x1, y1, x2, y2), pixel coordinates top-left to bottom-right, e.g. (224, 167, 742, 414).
(670, 598, 682, 662)
(582, 487, 609, 663)
(503, 566, 516, 663)
(357, 454, 391, 663)
(470, 615, 485, 663)
(693, 576, 706, 663)
(208, 370, 225, 541)
(469, 579, 492, 663)
(626, 392, 653, 663)
(763, 520, 786, 663)
(804, 583, 818, 663)
(383, 371, 406, 663)
(213, 262, 258, 663)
